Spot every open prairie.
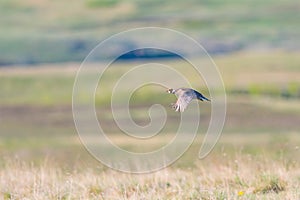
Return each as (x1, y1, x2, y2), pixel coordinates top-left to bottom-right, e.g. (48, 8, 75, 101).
(1, 51, 300, 199)
(1, 0, 300, 199)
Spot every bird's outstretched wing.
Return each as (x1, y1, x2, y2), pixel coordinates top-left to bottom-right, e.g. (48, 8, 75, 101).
(172, 92, 194, 112)
(194, 90, 210, 101)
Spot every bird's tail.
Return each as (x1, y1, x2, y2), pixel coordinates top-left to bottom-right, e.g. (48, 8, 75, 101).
(195, 91, 210, 101)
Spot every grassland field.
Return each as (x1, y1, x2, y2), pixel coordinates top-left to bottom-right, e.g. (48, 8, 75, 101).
(1, 0, 300, 198)
(0, 51, 299, 199)
(1, 0, 300, 64)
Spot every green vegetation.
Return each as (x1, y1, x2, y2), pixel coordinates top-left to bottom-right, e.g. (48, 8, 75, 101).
(0, 0, 299, 64)
(86, 0, 119, 8)
(0, 0, 299, 198)
(0, 51, 299, 106)
(0, 51, 299, 198)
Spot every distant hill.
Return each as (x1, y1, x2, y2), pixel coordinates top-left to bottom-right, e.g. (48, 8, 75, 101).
(0, 0, 299, 65)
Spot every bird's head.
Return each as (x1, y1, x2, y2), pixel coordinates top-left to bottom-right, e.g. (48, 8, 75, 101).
(166, 88, 175, 94)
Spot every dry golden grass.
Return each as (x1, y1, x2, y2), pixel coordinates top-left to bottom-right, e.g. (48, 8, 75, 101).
(1, 51, 299, 199)
(1, 153, 299, 200)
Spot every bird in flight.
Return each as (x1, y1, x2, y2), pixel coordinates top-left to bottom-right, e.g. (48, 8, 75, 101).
(167, 88, 210, 112)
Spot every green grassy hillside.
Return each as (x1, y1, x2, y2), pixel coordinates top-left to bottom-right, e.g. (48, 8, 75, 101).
(1, 0, 299, 64)
(1, 1, 300, 198)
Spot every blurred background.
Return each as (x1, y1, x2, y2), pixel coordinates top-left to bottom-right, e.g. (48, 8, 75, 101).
(0, 0, 299, 170)
(0, 0, 299, 65)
